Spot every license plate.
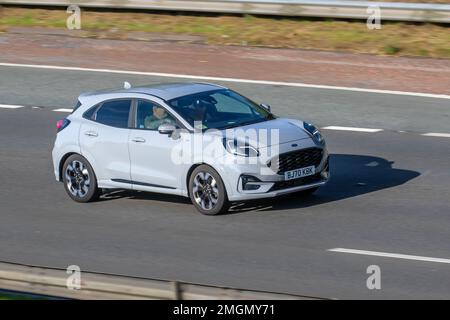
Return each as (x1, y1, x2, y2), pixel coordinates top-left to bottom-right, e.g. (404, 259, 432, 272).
(284, 166, 315, 181)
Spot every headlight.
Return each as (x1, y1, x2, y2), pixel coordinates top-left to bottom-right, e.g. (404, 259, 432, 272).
(303, 122, 325, 145)
(223, 139, 259, 157)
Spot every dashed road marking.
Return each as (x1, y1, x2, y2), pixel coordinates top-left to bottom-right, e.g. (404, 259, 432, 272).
(52, 108, 73, 113)
(322, 126, 383, 133)
(0, 104, 24, 109)
(1, 104, 450, 139)
(329, 248, 450, 264)
(422, 133, 450, 138)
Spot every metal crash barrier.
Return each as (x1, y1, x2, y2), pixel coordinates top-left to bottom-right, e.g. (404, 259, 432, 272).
(0, 0, 449, 23)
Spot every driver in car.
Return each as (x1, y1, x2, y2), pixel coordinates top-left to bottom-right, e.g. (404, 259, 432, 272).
(191, 98, 216, 129)
(145, 106, 175, 130)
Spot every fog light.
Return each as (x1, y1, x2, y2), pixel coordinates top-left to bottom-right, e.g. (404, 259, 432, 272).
(321, 157, 330, 179)
(242, 175, 261, 191)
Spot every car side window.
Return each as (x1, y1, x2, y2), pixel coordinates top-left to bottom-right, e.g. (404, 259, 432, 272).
(94, 99, 131, 128)
(136, 100, 177, 130)
(83, 105, 97, 120)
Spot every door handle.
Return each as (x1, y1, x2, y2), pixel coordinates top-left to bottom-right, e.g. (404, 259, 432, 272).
(84, 131, 98, 137)
(131, 137, 146, 143)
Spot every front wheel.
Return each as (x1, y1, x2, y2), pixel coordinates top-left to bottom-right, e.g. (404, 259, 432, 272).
(189, 165, 229, 215)
(62, 154, 100, 203)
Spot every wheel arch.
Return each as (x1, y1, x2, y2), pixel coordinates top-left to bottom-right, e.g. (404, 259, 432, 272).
(58, 152, 78, 181)
(185, 163, 203, 197)
(59, 152, 98, 182)
(185, 162, 231, 199)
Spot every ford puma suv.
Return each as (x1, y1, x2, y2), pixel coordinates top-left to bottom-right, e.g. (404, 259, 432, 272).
(52, 82, 329, 215)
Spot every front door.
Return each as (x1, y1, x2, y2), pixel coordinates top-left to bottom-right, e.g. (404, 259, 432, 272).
(128, 99, 185, 191)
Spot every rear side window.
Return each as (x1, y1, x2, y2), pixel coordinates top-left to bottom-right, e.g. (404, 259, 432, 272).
(83, 105, 97, 120)
(95, 99, 131, 128)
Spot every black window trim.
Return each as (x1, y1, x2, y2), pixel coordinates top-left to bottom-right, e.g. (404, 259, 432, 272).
(82, 98, 134, 129)
(72, 100, 82, 114)
(131, 98, 187, 132)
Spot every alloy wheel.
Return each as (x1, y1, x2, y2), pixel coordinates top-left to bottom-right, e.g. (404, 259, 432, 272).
(65, 160, 91, 198)
(192, 172, 219, 211)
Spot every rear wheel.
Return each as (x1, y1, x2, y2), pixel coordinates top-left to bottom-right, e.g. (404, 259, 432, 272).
(189, 165, 229, 215)
(62, 154, 100, 203)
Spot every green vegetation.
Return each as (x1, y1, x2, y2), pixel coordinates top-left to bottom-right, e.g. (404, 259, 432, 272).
(0, 292, 44, 300)
(0, 7, 449, 58)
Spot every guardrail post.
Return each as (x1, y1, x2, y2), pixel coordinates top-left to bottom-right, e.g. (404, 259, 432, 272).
(172, 281, 182, 300)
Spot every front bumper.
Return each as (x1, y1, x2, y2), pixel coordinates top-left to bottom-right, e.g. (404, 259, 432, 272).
(230, 157, 329, 201)
(233, 179, 328, 201)
(218, 139, 330, 201)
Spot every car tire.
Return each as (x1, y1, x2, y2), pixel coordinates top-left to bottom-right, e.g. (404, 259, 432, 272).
(189, 165, 229, 215)
(62, 154, 100, 203)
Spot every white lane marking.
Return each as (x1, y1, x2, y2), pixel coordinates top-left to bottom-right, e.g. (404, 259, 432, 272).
(422, 132, 450, 138)
(0, 104, 24, 109)
(329, 248, 450, 264)
(1, 103, 449, 139)
(1, 62, 450, 100)
(322, 126, 383, 133)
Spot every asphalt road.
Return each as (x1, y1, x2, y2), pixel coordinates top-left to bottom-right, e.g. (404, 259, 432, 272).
(1, 65, 449, 133)
(0, 65, 449, 299)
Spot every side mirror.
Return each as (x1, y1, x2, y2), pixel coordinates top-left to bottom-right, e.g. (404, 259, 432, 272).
(260, 103, 271, 112)
(158, 124, 177, 135)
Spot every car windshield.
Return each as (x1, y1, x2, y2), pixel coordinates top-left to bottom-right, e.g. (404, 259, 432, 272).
(167, 89, 274, 130)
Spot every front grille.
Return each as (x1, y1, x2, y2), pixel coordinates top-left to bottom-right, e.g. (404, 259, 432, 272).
(267, 147, 323, 174)
(270, 173, 322, 191)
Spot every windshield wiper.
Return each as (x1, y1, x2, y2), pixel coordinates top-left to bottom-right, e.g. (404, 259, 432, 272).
(220, 118, 267, 130)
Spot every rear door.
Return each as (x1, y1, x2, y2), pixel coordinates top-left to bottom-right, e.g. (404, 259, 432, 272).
(79, 99, 132, 188)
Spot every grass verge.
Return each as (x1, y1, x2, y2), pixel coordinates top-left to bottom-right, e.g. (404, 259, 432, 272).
(0, 7, 449, 58)
(0, 292, 46, 300)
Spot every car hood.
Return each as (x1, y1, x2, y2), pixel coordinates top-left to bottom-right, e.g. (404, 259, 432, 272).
(213, 118, 312, 148)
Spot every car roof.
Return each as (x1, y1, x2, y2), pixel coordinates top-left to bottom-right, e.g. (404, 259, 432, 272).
(79, 82, 227, 101)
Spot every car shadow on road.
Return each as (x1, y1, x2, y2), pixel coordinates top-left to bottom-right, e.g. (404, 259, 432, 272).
(99, 154, 420, 214)
(100, 189, 191, 204)
(228, 154, 420, 214)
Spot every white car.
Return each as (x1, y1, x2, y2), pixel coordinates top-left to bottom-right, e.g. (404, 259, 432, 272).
(52, 82, 329, 215)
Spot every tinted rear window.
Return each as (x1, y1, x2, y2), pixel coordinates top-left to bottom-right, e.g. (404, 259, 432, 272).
(83, 105, 97, 120)
(95, 100, 131, 128)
